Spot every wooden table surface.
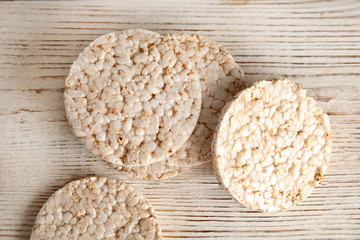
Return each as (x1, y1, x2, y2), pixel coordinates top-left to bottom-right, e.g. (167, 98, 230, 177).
(1, 0, 360, 239)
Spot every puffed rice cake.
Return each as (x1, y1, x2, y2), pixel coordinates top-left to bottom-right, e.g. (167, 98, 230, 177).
(30, 177, 162, 239)
(212, 78, 332, 212)
(64, 29, 202, 167)
(117, 33, 247, 180)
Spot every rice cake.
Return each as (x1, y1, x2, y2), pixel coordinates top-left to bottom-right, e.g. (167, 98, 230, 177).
(30, 177, 162, 239)
(115, 33, 247, 180)
(64, 29, 202, 167)
(212, 78, 332, 212)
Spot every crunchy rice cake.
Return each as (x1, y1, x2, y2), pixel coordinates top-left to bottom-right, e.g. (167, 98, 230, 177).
(117, 33, 247, 180)
(30, 177, 162, 239)
(64, 29, 202, 167)
(212, 78, 332, 212)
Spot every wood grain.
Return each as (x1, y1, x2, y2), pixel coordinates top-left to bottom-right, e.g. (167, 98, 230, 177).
(0, 0, 360, 239)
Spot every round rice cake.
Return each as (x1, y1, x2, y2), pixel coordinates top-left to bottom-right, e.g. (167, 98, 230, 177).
(115, 33, 247, 180)
(64, 29, 202, 166)
(30, 177, 162, 239)
(212, 78, 332, 212)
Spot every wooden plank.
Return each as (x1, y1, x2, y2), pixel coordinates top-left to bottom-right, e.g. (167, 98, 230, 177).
(0, 0, 359, 239)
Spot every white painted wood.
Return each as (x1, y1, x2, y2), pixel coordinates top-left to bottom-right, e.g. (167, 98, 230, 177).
(0, 0, 359, 239)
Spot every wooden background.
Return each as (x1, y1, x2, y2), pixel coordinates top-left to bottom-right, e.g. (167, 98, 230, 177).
(1, 0, 360, 239)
